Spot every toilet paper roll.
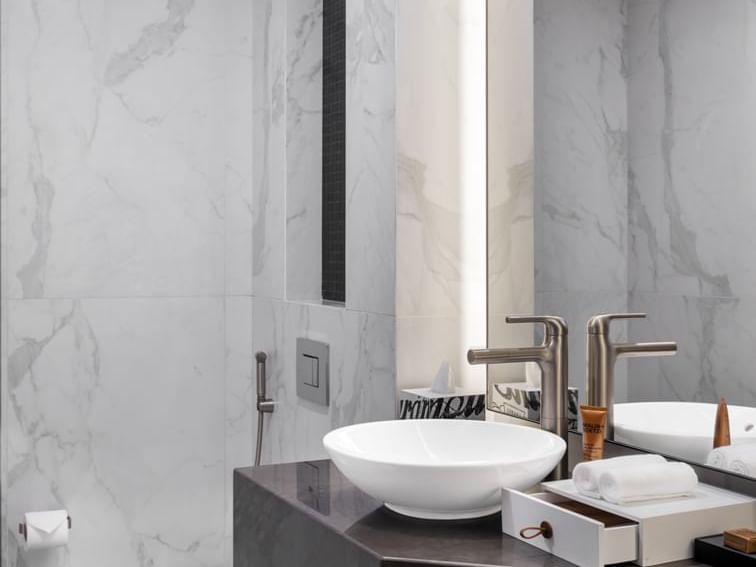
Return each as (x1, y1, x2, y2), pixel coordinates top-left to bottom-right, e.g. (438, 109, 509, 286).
(23, 510, 69, 550)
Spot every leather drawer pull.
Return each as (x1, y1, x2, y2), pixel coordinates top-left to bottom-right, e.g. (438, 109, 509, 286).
(520, 521, 553, 540)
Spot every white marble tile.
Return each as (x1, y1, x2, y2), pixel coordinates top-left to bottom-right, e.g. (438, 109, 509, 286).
(488, 101, 534, 384)
(1, 318, 6, 567)
(531, 0, 756, 477)
(627, 0, 756, 299)
(5, 0, 235, 299)
(285, 0, 323, 301)
(396, 1, 461, 318)
(329, 307, 396, 427)
(3, 3, 255, 566)
(621, 0, 756, 421)
(224, 296, 254, 567)
(224, 0, 255, 298)
(487, 0, 534, 335)
(5, 298, 225, 567)
(396, 153, 462, 318)
(1, 0, 8, 560)
(627, 292, 756, 407)
(533, 0, 629, 408)
(253, 298, 395, 465)
(250, 297, 290, 463)
(395, 1, 489, 394)
(534, 0, 627, 294)
(252, 0, 287, 300)
(1, 341, 6, 567)
(625, 0, 664, 166)
(345, 0, 396, 315)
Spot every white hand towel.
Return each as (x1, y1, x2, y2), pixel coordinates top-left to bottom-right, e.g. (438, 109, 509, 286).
(598, 461, 698, 505)
(706, 443, 756, 475)
(706, 446, 730, 468)
(726, 445, 756, 477)
(572, 454, 666, 498)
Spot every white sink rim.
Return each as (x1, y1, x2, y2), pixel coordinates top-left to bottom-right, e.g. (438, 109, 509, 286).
(615, 401, 756, 463)
(324, 419, 564, 468)
(323, 419, 566, 520)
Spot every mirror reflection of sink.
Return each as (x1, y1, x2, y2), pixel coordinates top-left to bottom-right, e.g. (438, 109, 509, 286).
(322, 419, 566, 520)
(614, 402, 756, 463)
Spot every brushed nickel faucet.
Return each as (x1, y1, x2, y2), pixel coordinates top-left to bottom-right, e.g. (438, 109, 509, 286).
(467, 315, 569, 479)
(585, 313, 677, 439)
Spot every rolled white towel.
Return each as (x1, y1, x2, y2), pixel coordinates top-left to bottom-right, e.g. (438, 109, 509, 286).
(706, 447, 730, 468)
(706, 444, 756, 474)
(572, 454, 666, 498)
(598, 461, 698, 505)
(727, 445, 756, 476)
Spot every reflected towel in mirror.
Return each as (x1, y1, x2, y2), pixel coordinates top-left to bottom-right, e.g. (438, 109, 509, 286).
(706, 443, 756, 476)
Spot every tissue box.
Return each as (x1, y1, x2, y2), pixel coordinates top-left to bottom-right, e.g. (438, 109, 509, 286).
(489, 382, 579, 430)
(398, 388, 485, 420)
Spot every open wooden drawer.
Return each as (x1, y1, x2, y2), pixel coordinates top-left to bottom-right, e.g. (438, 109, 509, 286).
(503, 480, 756, 567)
(502, 489, 638, 567)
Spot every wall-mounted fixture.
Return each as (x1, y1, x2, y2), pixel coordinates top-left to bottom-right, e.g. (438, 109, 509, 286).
(296, 338, 330, 406)
(255, 352, 275, 466)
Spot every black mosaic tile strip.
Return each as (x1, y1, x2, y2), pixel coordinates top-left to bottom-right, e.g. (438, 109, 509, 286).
(322, 0, 346, 303)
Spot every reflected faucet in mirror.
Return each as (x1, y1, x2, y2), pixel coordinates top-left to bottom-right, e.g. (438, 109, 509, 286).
(467, 315, 569, 480)
(585, 313, 677, 440)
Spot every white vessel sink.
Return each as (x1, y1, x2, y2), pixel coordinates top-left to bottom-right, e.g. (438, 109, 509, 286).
(615, 402, 756, 463)
(322, 419, 566, 520)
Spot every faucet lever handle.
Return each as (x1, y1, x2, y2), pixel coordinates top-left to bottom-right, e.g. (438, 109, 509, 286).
(506, 315, 568, 336)
(586, 312, 646, 335)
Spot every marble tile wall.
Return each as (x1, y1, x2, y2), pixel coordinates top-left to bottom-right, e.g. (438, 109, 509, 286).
(3, 0, 398, 562)
(1, 1, 253, 566)
(534, 0, 629, 398)
(286, 0, 323, 301)
(625, 0, 756, 405)
(252, 298, 395, 464)
(486, 0, 536, 384)
(534, 0, 756, 407)
(345, 0, 396, 317)
(1, 0, 7, 555)
(396, 0, 462, 392)
(7, 299, 227, 565)
(251, 0, 397, 465)
(252, 0, 286, 300)
(396, 0, 488, 394)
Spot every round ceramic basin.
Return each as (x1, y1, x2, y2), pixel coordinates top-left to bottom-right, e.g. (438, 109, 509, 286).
(322, 419, 566, 520)
(615, 402, 756, 463)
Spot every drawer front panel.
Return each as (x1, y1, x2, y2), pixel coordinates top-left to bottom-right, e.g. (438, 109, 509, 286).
(502, 490, 638, 567)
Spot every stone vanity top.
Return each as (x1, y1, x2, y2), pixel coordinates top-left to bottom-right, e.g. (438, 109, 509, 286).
(233, 459, 710, 567)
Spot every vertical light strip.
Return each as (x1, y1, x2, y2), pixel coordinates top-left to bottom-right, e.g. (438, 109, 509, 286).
(458, 0, 487, 393)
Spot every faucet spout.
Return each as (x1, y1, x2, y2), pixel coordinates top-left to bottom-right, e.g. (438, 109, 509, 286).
(614, 341, 677, 358)
(467, 346, 548, 366)
(468, 315, 569, 480)
(586, 313, 677, 439)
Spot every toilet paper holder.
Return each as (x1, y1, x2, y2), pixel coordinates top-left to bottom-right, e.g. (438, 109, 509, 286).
(18, 516, 71, 542)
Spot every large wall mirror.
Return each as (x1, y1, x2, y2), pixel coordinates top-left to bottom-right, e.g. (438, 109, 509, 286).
(488, 0, 756, 477)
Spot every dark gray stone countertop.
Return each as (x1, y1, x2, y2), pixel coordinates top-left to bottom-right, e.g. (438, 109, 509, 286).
(234, 459, 709, 567)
